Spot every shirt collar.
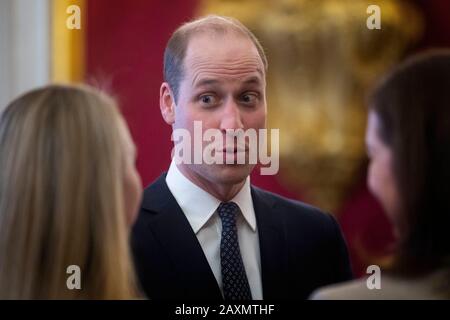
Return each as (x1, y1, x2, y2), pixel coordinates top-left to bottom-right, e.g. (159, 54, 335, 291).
(165, 161, 257, 233)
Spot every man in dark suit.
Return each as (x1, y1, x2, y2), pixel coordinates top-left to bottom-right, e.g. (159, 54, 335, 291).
(132, 15, 352, 300)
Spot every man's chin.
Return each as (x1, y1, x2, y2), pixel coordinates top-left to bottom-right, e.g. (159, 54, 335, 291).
(209, 163, 254, 185)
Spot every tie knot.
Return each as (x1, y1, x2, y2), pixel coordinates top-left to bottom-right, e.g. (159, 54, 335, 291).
(217, 202, 239, 222)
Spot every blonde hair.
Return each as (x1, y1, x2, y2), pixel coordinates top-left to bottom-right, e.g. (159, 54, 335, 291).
(0, 84, 138, 299)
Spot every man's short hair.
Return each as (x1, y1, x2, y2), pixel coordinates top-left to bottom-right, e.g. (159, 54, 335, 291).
(163, 15, 268, 103)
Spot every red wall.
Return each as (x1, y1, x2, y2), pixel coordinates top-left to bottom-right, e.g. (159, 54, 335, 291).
(86, 0, 450, 277)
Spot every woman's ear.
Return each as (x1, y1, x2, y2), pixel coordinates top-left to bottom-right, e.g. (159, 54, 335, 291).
(160, 83, 176, 125)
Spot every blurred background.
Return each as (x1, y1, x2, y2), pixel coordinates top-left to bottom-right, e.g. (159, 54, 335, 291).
(1, 0, 449, 277)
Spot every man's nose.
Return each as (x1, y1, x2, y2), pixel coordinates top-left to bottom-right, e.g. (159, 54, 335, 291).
(219, 98, 244, 131)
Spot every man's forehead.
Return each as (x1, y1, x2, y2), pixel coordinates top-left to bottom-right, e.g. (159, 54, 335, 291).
(184, 32, 265, 75)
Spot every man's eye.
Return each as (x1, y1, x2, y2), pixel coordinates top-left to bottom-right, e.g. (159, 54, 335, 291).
(241, 93, 258, 104)
(199, 95, 216, 105)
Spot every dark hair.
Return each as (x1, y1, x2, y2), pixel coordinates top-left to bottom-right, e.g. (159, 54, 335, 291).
(163, 15, 268, 103)
(369, 50, 450, 276)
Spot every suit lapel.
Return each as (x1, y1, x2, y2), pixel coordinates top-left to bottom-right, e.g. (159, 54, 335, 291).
(142, 174, 223, 300)
(251, 187, 288, 300)
(141, 176, 288, 300)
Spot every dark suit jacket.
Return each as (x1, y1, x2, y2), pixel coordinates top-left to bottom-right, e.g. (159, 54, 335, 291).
(131, 174, 353, 300)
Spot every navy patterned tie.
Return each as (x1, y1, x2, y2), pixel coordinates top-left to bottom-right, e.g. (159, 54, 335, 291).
(217, 202, 252, 300)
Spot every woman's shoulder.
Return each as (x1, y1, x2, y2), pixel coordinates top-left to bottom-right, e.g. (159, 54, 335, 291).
(310, 269, 450, 300)
(310, 278, 377, 300)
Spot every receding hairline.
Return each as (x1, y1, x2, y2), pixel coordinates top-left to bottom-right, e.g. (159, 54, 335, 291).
(163, 15, 268, 102)
(176, 15, 267, 70)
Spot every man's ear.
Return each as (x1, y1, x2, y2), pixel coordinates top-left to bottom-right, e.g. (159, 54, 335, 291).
(160, 82, 176, 125)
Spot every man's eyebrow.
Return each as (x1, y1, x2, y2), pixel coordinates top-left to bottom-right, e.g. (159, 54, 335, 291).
(243, 76, 263, 85)
(193, 78, 220, 88)
(193, 73, 265, 88)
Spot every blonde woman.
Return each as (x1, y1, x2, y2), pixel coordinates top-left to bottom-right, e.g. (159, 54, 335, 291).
(0, 84, 142, 299)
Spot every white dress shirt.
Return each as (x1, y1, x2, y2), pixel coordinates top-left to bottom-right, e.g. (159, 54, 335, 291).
(166, 161, 263, 299)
